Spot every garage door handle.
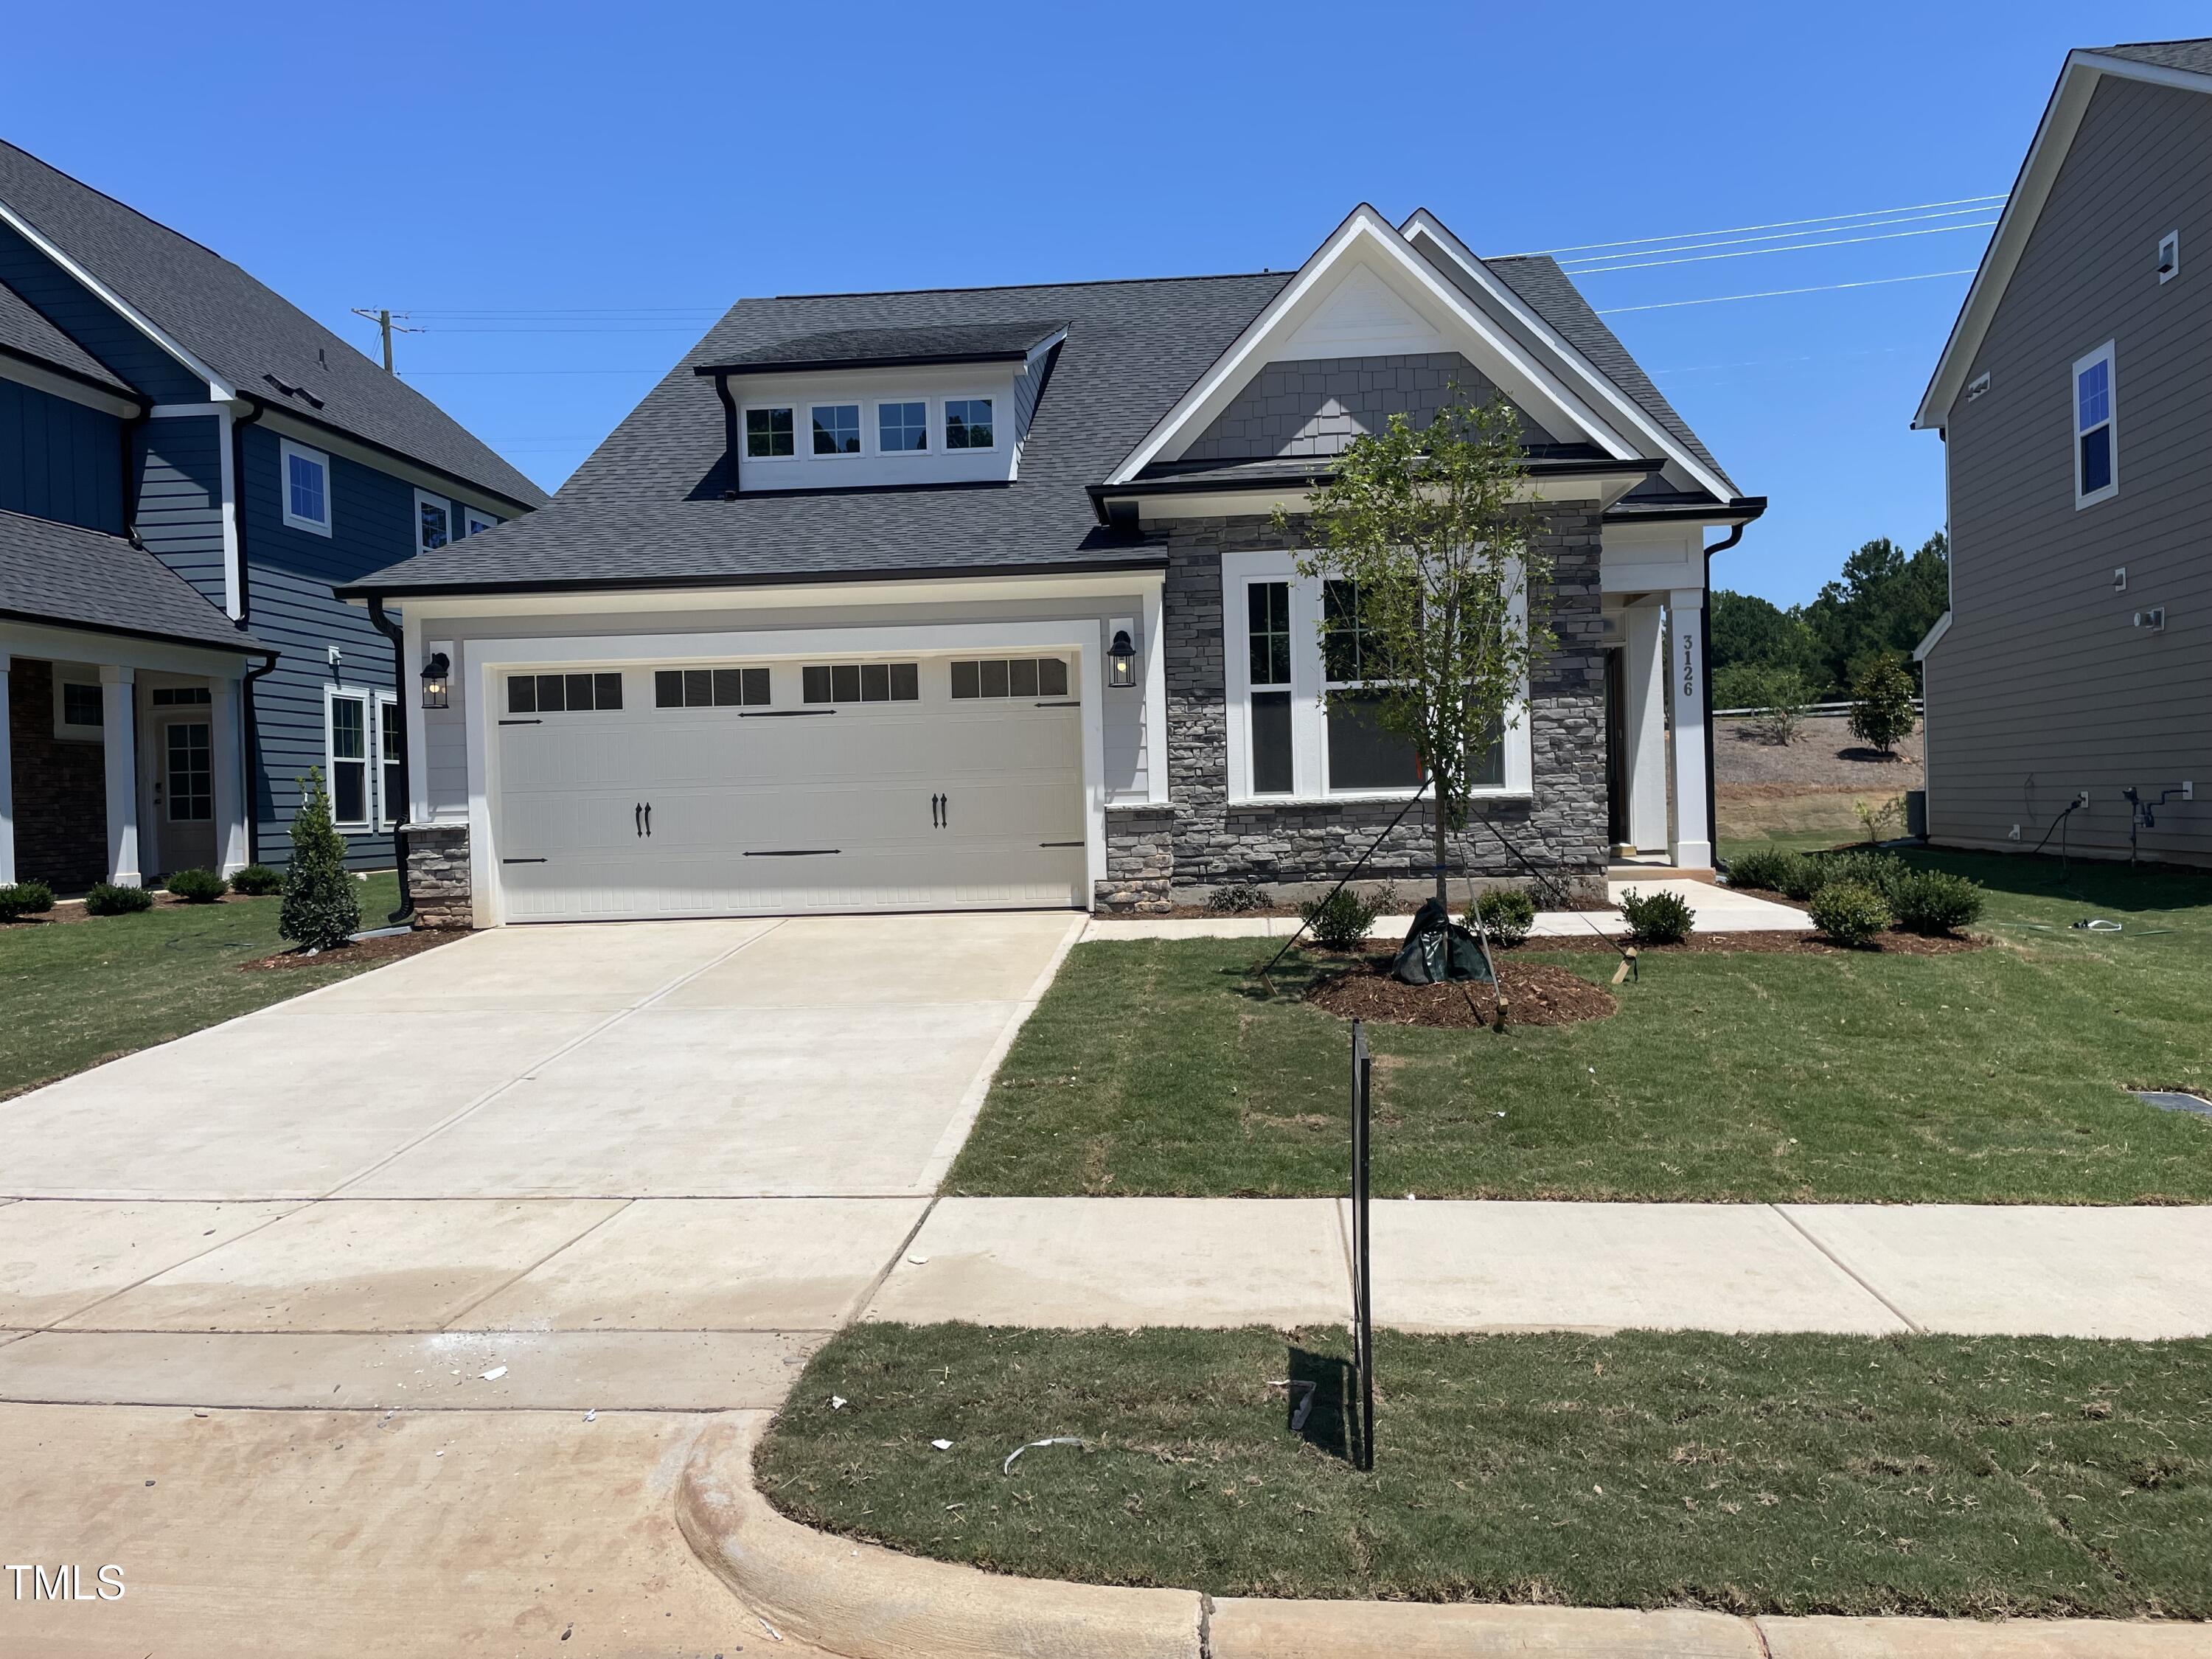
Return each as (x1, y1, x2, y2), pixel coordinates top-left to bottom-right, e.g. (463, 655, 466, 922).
(1040, 841, 1083, 848)
(644, 802, 653, 837)
(635, 802, 643, 838)
(941, 793, 950, 829)
(930, 792, 942, 828)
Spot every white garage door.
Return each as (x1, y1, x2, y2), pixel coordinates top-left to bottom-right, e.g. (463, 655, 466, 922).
(492, 653, 1088, 922)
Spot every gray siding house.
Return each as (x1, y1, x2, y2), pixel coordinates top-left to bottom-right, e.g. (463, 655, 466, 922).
(341, 206, 1761, 928)
(0, 140, 546, 892)
(1914, 39, 2212, 866)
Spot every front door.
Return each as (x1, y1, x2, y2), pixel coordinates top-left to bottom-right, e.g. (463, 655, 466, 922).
(154, 713, 217, 874)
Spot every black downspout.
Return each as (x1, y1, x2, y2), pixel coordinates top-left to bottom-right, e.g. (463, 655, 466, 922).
(709, 371, 739, 495)
(1700, 521, 1747, 873)
(366, 594, 413, 925)
(229, 397, 267, 864)
(241, 653, 279, 867)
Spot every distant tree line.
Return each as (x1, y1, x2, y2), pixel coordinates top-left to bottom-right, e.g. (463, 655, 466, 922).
(1711, 532, 1948, 706)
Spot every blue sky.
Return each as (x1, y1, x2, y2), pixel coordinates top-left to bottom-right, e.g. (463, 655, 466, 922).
(10, 1, 2208, 605)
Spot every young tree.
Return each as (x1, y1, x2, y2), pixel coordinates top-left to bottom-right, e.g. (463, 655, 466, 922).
(1279, 396, 1554, 907)
(281, 768, 362, 950)
(1847, 658, 1919, 757)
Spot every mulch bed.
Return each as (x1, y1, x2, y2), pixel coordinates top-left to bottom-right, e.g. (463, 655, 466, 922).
(240, 928, 461, 973)
(1532, 928, 1986, 957)
(1306, 954, 1618, 1029)
(2, 891, 263, 926)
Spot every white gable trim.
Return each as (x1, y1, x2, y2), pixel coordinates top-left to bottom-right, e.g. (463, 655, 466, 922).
(1399, 209, 1737, 504)
(1916, 49, 2212, 430)
(1105, 204, 1642, 485)
(0, 196, 236, 400)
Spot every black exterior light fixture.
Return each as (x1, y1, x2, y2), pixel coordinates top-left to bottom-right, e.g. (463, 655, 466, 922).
(1107, 628, 1136, 689)
(420, 651, 451, 709)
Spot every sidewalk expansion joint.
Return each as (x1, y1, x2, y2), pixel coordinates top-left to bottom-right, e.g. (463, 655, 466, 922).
(1768, 1204, 1925, 1334)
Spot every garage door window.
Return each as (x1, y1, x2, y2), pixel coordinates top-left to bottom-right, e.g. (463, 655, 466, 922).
(507, 672, 625, 714)
(656, 667, 771, 708)
(801, 662, 920, 704)
(950, 658, 1069, 699)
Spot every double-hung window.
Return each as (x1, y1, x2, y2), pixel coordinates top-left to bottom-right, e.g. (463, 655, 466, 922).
(327, 689, 371, 829)
(280, 439, 332, 535)
(378, 693, 402, 829)
(1224, 550, 1528, 804)
(415, 490, 452, 555)
(2073, 341, 2117, 507)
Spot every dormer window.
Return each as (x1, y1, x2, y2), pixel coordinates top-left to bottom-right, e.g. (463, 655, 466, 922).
(745, 407, 794, 457)
(879, 400, 928, 452)
(945, 398, 994, 450)
(811, 404, 861, 455)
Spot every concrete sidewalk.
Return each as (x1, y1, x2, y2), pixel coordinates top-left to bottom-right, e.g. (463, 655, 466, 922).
(1082, 877, 1809, 941)
(864, 1196, 2212, 1340)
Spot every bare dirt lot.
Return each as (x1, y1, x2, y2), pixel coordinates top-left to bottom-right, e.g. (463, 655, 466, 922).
(1716, 712, 1922, 787)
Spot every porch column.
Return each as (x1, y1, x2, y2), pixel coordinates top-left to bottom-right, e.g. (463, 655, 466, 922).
(0, 650, 15, 886)
(1621, 600, 1669, 854)
(100, 664, 141, 887)
(210, 675, 247, 875)
(1664, 589, 1711, 870)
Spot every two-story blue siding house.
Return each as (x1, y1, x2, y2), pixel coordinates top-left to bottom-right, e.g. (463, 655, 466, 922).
(0, 139, 545, 894)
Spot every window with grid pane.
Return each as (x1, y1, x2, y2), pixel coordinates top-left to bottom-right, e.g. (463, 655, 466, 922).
(801, 662, 920, 704)
(1246, 582, 1293, 795)
(166, 722, 212, 821)
(380, 698, 402, 826)
(811, 404, 861, 455)
(945, 398, 993, 449)
(948, 658, 1068, 699)
(654, 667, 772, 708)
(878, 401, 928, 452)
(1321, 579, 1419, 792)
(329, 695, 369, 825)
(506, 673, 624, 714)
(746, 407, 794, 457)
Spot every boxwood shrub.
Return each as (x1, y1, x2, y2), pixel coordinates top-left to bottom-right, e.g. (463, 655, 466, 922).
(229, 863, 284, 896)
(1618, 886, 1695, 945)
(1809, 879, 1891, 946)
(0, 880, 55, 920)
(86, 881, 154, 916)
(1302, 885, 1386, 950)
(1724, 846, 1807, 896)
(1465, 888, 1537, 947)
(1890, 869, 1984, 935)
(164, 867, 229, 904)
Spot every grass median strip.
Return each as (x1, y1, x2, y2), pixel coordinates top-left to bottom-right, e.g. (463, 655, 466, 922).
(947, 852, 2212, 1204)
(757, 1321, 2212, 1618)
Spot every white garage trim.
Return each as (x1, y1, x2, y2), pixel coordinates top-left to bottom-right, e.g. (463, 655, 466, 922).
(462, 619, 1110, 926)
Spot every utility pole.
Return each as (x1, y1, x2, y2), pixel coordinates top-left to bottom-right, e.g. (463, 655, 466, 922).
(350, 307, 422, 373)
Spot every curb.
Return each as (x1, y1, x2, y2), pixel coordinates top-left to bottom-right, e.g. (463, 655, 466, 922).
(677, 1414, 2210, 1659)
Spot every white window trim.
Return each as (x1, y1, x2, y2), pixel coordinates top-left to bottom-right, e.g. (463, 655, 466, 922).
(944, 394, 997, 452)
(1220, 548, 1532, 807)
(52, 669, 105, 742)
(741, 403, 799, 461)
(874, 397, 931, 455)
(462, 505, 501, 537)
(414, 488, 453, 556)
(375, 690, 401, 831)
(279, 438, 333, 537)
(2073, 340, 2118, 509)
(2157, 230, 2180, 284)
(807, 400, 865, 460)
(323, 683, 375, 833)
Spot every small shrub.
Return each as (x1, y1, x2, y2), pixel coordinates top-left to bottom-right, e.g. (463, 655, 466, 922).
(1854, 793, 1905, 844)
(280, 769, 361, 950)
(1848, 658, 1919, 755)
(1302, 885, 1386, 950)
(1618, 886, 1695, 945)
(229, 863, 283, 896)
(164, 867, 229, 904)
(0, 880, 55, 920)
(1725, 846, 1807, 896)
(1464, 887, 1537, 947)
(1205, 883, 1273, 915)
(86, 881, 154, 916)
(1809, 879, 1891, 946)
(1890, 869, 1985, 936)
(1813, 849, 1906, 902)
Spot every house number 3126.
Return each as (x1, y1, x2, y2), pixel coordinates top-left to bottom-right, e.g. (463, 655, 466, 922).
(1680, 632, 1697, 698)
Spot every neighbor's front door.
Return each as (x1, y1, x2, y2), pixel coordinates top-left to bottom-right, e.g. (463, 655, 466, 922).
(154, 712, 217, 874)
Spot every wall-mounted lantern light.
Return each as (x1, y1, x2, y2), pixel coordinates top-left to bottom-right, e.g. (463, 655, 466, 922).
(1107, 627, 1136, 689)
(420, 651, 451, 709)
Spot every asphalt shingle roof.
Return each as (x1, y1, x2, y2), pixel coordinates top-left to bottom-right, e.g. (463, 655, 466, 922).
(706, 319, 1068, 374)
(0, 276, 133, 394)
(0, 142, 546, 509)
(2099, 38, 2212, 74)
(0, 507, 262, 653)
(1484, 254, 1737, 495)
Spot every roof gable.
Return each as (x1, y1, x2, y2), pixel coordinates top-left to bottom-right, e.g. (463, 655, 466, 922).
(1916, 40, 2212, 428)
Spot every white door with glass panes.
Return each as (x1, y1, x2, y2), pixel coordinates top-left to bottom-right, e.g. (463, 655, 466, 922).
(491, 653, 1086, 922)
(152, 698, 216, 874)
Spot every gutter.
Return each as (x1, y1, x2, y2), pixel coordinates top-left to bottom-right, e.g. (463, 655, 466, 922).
(1086, 456, 1668, 525)
(366, 594, 414, 925)
(1700, 521, 1749, 870)
(706, 369, 740, 497)
(333, 554, 1169, 604)
(1604, 495, 1768, 526)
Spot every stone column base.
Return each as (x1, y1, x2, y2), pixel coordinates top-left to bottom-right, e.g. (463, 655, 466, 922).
(1098, 805, 1175, 914)
(403, 822, 473, 929)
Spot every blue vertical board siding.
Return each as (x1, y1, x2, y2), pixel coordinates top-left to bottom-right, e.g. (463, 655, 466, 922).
(0, 377, 122, 531)
(0, 224, 205, 402)
(133, 414, 226, 606)
(237, 422, 408, 871)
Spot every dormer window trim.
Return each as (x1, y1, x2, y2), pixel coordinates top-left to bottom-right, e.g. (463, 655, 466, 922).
(810, 402, 863, 457)
(744, 404, 796, 459)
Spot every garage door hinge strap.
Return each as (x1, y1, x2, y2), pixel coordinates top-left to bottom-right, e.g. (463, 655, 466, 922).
(502, 857, 548, 864)
(742, 849, 841, 857)
(498, 718, 543, 726)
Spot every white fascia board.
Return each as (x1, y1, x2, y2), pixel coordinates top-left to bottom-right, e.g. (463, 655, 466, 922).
(1913, 610, 1952, 661)
(1399, 209, 1739, 504)
(383, 568, 1165, 624)
(0, 619, 258, 679)
(0, 198, 234, 398)
(1916, 51, 2212, 429)
(251, 403, 526, 519)
(1124, 467, 1648, 526)
(0, 354, 141, 418)
(1105, 204, 1640, 485)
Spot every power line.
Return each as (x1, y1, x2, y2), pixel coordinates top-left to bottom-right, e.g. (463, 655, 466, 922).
(397, 367, 669, 377)
(1565, 218, 1995, 276)
(1596, 267, 1979, 315)
(1504, 192, 2006, 259)
(1557, 204, 1997, 269)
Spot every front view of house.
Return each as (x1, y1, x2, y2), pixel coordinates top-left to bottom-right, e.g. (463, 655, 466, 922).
(344, 206, 1762, 926)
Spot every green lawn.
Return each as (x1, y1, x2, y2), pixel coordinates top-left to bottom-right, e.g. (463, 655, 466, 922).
(947, 850, 2212, 1203)
(0, 874, 406, 1100)
(758, 1322, 2212, 1617)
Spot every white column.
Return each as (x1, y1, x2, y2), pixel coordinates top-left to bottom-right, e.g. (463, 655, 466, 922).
(0, 650, 15, 886)
(210, 675, 248, 875)
(1621, 599, 1669, 854)
(100, 664, 141, 887)
(1664, 589, 1711, 870)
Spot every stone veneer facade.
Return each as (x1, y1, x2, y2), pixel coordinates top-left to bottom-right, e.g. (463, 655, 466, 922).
(401, 822, 472, 928)
(1095, 507, 1610, 914)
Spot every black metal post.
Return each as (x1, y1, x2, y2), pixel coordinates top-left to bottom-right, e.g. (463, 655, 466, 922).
(1350, 1019, 1374, 1471)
